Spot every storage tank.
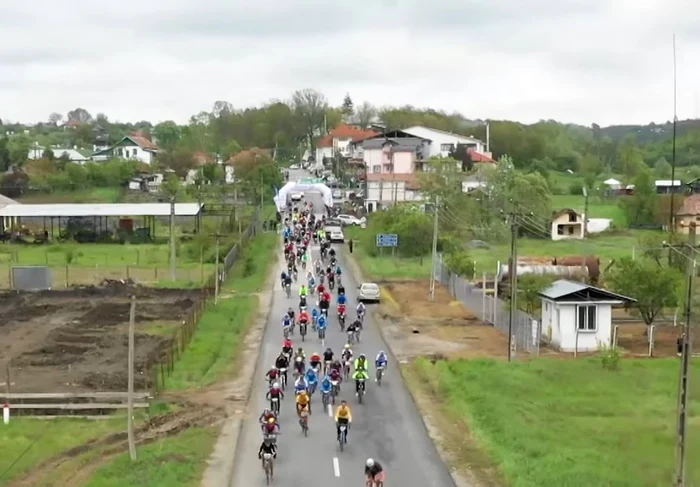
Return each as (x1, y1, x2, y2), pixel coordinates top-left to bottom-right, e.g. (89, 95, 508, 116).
(498, 264, 590, 281)
(553, 255, 600, 283)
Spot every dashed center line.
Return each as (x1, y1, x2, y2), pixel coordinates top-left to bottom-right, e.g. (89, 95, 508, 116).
(327, 404, 333, 417)
(333, 457, 341, 477)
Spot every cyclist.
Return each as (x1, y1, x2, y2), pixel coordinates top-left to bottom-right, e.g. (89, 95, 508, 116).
(329, 247, 336, 259)
(335, 264, 342, 278)
(309, 351, 322, 371)
(282, 313, 293, 333)
(274, 353, 289, 385)
(316, 282, 325, 295)
(294, 356, 305, 378)
(266, 381, 284, 403)
(307, 272, 315, 292)
(334, 400, 352, 441)
(265, 364, 280, 385)
(295, 389, 311, 417)
(295, 373, 308, 394)
(317, 313, 327, 337)
(299, 283, 308, 298)
(298, 309, 311, 328)
(323, 347, 334, 372)
(280, 270, 288, 289)
(353, 354, 370, 395)
(305, 366, 319, 394)
(261, 416, 279, 436)
(282, 338, 293, 358)
(314, 258, 323, 275)
(342, 343, 354, 364)
(311, 307, 320, 328)
(283, 272, 292, 293)
(286, 307, 296, 326)
(375, 350, 388, 370)
(258, 408, 277, 426)
(294, 347, 306, 363)
(337, 290, 347, 307)
(319, 374, 333, 398)
(258, 437, 277, 472)
(365, 458, 385, 486)
(357, 301, 366, 320)
(347, 318, 361, 341)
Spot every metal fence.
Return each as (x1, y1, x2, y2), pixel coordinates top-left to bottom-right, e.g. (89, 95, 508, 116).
(434, 254, 541, 357)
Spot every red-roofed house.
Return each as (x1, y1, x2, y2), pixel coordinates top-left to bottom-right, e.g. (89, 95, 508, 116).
(315, 124, 379, 162)
(91, 132, 160, 164)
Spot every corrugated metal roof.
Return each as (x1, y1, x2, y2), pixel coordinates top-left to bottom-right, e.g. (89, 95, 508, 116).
(540, 279, 635, 302)
(0, 203, 203, 218)
(0, 194, 18, 209)
(362, 137, 424, 150)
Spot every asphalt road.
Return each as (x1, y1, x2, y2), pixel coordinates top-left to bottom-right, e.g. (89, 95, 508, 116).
(231, 172, 454, 486)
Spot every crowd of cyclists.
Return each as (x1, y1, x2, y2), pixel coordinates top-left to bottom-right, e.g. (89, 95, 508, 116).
(257, 200, 387, 486)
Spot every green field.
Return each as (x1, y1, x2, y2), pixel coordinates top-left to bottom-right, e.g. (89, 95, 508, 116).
(551, 194, 626, 226)
(413, 357, 700, 487)
(16, 187, 123, 204)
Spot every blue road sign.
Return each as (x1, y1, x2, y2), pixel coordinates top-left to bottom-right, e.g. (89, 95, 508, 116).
(376, 234, 398, 247)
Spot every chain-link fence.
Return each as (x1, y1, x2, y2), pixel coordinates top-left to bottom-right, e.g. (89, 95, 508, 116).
(434, 254, 541, 357)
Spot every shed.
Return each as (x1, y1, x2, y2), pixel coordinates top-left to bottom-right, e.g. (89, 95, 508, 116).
(539, 280, 635, 352)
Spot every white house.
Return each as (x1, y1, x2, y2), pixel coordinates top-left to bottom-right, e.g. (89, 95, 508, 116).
(539, 280, 635, 352)
(551, 209, 584, 240)
(91, 134, 160, 164)
(365, 173, 423, 212)
(400, 126, 487, 159)
(27, 146, 89, 164)
(315, 124, 379, 163)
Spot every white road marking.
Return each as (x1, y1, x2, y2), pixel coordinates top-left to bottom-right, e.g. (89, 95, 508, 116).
(333, 457, 341, 477)
(327, 404, 333, 417)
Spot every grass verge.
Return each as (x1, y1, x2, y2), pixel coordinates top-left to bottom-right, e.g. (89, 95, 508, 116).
(412, 357, 700, 487)
(224, 232, 279, 292)
(82, 427, 217, 487)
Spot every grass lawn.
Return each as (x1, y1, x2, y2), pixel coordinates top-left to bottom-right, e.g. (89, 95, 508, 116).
(0, 416, 134, 483)
(470, 229, 659, 276)
(551, 194, 626, 226)
(413, 357, 700, 487)
(224, 231, 279, 292)
(16, 187, 123, 204)
(83, 427, 217, 487)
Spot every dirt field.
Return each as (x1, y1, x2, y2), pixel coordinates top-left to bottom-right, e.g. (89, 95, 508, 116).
(379, 281, 509, 360)
(616, 322, 682, 357)
(0, 283, 198, 392)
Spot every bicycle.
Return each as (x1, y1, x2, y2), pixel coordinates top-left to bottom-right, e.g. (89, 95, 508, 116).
(346, 329, 355, 346)
(283, 325, 292, 339)
(285, 284, 291, 299)
(279, 368, 287, 390)
(322, 389, 330, 408)
(343, 361, 351, 380)
(357, 378, 366, 404)
(376, 365, 386, 386)
(338, 423, 348, 452)
(300, 322, 308, 342)
(338, 312, 346, 331)
(270, 396, 281, 414)
(262, 453, 274, 484)
(299, 408, 309, 437)
(318, 327, 326, 347)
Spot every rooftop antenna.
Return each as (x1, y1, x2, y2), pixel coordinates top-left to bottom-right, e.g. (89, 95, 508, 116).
(669, 34, 678, 234)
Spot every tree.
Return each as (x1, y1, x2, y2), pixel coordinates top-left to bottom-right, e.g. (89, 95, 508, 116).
(161, 173, 182, 198)
(615, 135, 644, 182)
(518, 275, 555, 315)
(228, 148, 283, 203)
(0, 138, 11, 171)
(341, 93, 354, 119)
(212, 101, 233, 118)
(153, 121, 182, 151)
(291, 89, 328, 140)
(48, 112, 63, 125)
(444, 250, 475, 278)
(42, 148, 55, 161)
(158, 149, 196, 178)
(620, 167, 657, 226)
(578, 154, 603, 189)
(608, 257, 681, 327)
(653, 157, 672, 178)
(354, 102, 376, 129)
(7, 135, 30, 166)
(201, 162, 225, 184)
(449, 143, 474, 172)
(488, 157, 552, 227)
(66, 108, 93, 124)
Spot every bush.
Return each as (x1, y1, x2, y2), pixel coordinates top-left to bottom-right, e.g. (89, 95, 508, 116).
(359, 206, 433, 258)
(569, 181, 584, 195)
(444, 250, 475, 278)
(599, 344, 621, 371)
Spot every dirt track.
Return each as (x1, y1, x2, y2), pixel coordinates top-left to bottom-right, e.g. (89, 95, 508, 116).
(0, 282, 198, 392)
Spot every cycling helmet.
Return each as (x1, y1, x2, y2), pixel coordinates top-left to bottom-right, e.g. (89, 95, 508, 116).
(272, 382, 279, 388)
(296, 356, 302, 363)
(366, 458, 375, 467)
(271, 364, 277, 369)
(267, 417, 275, 423)
(360, 354, 366, 359)
(379, 350, 385, 355)
(344, 344, 350, 349)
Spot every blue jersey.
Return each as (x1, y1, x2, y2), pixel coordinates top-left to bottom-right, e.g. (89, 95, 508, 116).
(308, 277, 315, 286)
(337, 294, 347, 305)
(320, 379, 332, 393)
(336, 267, 342, 275)
(317, 316, 327, 330)
(282, 316, 291, 327)
(305, 369, 318, 384)
(311, 308, 320, 318)
(295, 380, 307, 393)
(376, 355, 388, 367)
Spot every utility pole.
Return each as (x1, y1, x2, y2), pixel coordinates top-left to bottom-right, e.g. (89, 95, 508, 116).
(214, 235, 220, 305)
(169, 196, 176, 281)
(260, 173, 264, 209)
(507, 215, 518, 362)
(429, 196, 440, 301)
(582, 187, 589, 238)
(127, 295, 137, 461)
(669, 34, 678, 234)
(675, 222, 695, 487)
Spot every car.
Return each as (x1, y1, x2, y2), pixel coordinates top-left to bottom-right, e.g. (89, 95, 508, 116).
(358, 283, 380, 303)
(289, 164, 300, 170)
(332, 189, 342, 199)
(328, 227, 345, 242)
(337, 214, 365, 226)
(290, 192, 304, 201)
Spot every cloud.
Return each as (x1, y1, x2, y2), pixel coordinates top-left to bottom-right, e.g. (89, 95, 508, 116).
(1, 0, 699, 126)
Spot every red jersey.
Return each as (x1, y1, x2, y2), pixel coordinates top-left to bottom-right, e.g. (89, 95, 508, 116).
(329, 369, 341, 381)
(310, 354, 321, 363)
(264, 422, 277, 433)
(298, 311, 310, 323)
(337, 304, 347, 314)
(317, 284, 325, 294)
(321, 292, 331, 303)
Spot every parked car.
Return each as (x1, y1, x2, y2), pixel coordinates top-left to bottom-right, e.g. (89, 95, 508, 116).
(290, 191, 304, 201)
(289, 164, 300, 170)
(337, 214, 365, 226)
(327, 226, 344, 242)
(358, 282, 380, 302)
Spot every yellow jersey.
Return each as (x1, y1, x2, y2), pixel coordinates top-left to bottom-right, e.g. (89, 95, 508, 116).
(335, 405, 352, 422)
(296, 393, 309, 406)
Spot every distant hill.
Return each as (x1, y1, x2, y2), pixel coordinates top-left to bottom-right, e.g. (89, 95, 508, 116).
(596, 119, 700, 143)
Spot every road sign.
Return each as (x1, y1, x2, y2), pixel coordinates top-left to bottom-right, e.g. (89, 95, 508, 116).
(376, 234, 398, 247)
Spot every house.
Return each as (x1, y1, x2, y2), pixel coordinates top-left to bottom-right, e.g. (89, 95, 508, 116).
(365, 173, 422, 212)
(655, 179, 684, 194)
(675, 194, 700, 234)
(91, 133, 160, 164)
(551, 209, 585, 240)
(315, 124, 379, 163)
(27, 146, 89, 164)
(362, 137, 427, 175)
(539, 280, 635, 352)
(400, 125, 489, 159)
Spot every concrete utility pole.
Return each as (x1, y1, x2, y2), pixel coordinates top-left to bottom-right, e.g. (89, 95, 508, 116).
(169, 196, 176, 281)
(127, 295, 137, 461)
(429, 196, 440, 301)
(582, 187, 589, 238)
(674, 222, 695, 487)
(507, 216, 518, 362)
(260, 173, 264, 209)
(214, 235, 221, 305)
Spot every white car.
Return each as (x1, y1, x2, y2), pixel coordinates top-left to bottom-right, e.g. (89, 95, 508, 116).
(337, 214, 365, 226)
(289, 164, 300, 170)
(329, 228, 345, 242)
(358, 282, 380, 303)
(290, 192, 304, 201)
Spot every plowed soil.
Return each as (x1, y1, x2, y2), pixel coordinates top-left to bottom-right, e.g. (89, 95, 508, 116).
(0, 283, 198, 392)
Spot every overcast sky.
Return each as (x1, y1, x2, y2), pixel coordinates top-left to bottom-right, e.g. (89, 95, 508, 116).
(2, 0, 699, 127)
